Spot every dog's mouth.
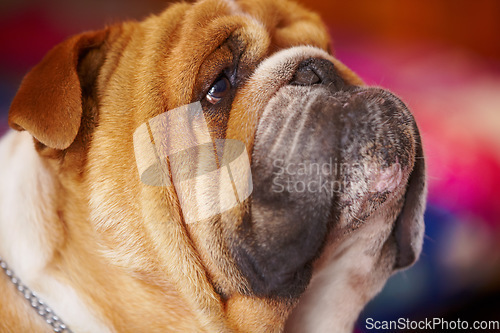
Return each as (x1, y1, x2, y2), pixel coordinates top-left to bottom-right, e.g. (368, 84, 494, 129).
(236, 83, 419, 297)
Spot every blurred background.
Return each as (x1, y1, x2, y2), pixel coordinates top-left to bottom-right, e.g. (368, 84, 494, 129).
(1, 0, 499, 331)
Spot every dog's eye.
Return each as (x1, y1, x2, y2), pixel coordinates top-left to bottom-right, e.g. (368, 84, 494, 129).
(206, 76, 231, 104)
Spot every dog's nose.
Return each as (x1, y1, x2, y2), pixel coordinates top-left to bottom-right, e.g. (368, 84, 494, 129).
(290, 58, 345, 90)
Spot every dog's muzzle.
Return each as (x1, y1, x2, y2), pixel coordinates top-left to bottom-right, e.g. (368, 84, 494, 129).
(243, 58, 419, 296)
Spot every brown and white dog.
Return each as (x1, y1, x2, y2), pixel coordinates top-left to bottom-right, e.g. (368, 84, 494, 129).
(0, 0, 426, 332)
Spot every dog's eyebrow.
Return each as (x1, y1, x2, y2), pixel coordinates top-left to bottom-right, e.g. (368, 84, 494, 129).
(197, 33, 246, 84)
(227, 34, 247, 72)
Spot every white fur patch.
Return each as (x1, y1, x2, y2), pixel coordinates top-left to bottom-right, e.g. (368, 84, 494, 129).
(285, 212, 395, 333)
(0, 130, 112, 333)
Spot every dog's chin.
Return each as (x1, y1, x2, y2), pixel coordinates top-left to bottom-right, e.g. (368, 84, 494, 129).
(231, 83, 418, 298)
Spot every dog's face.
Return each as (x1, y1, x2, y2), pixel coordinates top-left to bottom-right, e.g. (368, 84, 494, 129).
(8, 0, 426, 331)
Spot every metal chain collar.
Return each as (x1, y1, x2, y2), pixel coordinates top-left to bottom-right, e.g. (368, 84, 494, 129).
(0, 256, 73, 333)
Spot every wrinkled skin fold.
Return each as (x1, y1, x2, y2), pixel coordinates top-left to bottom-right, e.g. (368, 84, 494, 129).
(0, 0, 426, 332)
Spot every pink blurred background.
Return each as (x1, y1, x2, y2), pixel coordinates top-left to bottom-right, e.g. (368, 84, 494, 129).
(1, 0, 500, 331)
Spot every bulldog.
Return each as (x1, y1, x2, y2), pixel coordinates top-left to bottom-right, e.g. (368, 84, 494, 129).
(0, 0, 426, 332)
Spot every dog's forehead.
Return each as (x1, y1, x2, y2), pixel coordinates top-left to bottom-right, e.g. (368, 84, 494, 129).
(135, 0, 263, 112)
(132, 0, 331, 118)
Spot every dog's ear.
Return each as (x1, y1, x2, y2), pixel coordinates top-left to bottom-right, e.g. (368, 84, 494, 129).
(393, 129, 427, 269)
(8, 29, 110, 150)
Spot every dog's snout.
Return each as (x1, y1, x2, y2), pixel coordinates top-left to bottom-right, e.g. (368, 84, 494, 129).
(290, 58, 345, 90)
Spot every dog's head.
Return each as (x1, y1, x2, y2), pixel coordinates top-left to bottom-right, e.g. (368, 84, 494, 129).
(8, 0, 426, 331)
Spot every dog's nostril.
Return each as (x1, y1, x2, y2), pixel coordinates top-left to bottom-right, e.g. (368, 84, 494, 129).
(291, 67, 320, 86)
(290, 58, 345, 90)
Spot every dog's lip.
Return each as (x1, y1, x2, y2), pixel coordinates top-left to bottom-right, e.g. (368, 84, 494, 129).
(234, 241, 313, 297)
(370, 159, 405, 192)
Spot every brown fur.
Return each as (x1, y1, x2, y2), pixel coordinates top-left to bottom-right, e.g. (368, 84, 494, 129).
(2, 0, 425, 332)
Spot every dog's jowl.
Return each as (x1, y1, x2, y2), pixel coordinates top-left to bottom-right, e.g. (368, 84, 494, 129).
(0, 0, 426, 332)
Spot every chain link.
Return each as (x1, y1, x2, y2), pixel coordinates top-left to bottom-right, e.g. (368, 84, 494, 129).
(0, 256, 73, 333)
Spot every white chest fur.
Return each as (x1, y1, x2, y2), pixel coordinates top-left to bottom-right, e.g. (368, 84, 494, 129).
(0, 130, 112, 333)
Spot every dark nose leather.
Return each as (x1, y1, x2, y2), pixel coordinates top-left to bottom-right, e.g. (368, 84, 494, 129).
(290, 58, 345, 90)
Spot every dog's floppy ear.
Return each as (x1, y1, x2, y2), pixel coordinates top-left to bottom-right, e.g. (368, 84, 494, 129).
(393, 129, 427, 269)
(8, 29, 110, 150)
